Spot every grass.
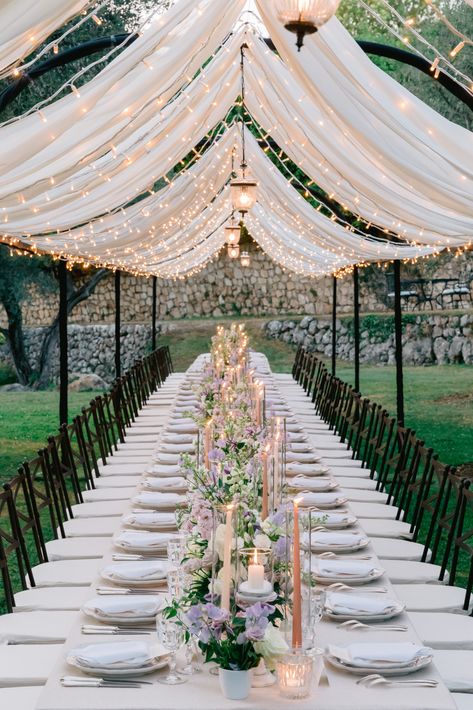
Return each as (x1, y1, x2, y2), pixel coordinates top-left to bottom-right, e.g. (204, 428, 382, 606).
(0, 391, 97, 484)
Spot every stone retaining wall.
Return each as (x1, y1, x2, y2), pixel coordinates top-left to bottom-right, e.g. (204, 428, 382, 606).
(0, 323, 167, 384)
(264, 313, 473, 365)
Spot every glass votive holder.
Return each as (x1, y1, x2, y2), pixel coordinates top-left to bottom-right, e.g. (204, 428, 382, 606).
(167, 568, 183, 597)
(306, 647, 324, 690)
(276, 652, 314, 699)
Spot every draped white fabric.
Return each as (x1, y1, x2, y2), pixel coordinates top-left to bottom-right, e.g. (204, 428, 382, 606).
(0, 0, 471, 276)
(0, 0, 92, 79)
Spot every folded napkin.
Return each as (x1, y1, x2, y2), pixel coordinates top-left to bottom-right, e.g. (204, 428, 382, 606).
(83, 595, 164, 618)
(153, 453, 181, 465)
(71, 641, 152, 669)
(162, 434, 195, 444)
(167, 423, 198, 434)
(305, 532, 367, 548)
(114, 531, 173, 550)
(311, 558, 379, 578)
(158, 443, 195, 455)
(286, 463, 330, 477)
(290, 476, 337, 492)
(320, 513, 355, 527)
(298, 492, 345, 508)
(102, 560, 169, 582)
(146, 464, 181, 477)
(288, 443, 314, 453)
(286, 433, 308, 443)
(132, 491, 186, 509)
(329, 643, 432, 668)
(143, 476, 187, 491)
(286, 423, 303, 432)
(122, 511, 176, 529)
(168, 417, 195, 425)
(286, 452, 321, 463)
(325, 592, 400, 617)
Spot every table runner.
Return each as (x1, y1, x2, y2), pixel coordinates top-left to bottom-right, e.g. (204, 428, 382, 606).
(35, 354, 455, 710)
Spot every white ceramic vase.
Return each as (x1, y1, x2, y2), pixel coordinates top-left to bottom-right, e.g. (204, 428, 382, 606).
(219, 668, 251, 700)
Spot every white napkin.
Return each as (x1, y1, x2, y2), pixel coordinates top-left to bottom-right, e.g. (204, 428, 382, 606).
(311, 558, 379, 578)
(71, 641, 152, 669)
(146, 464, 181, 477)
(102, 560, 169, 581)
(162, 434, 194, 444)
(83, 595, 164, 618)
(287, 433, 308, 443)
(153, 453, 181, 465)
(158, 443, 195, 455)
(325, 593, 399, 617)
(286, 452, 321, 463)
(122, 512, 176, 529)
(286, 463, 330, 477)
(305, 532, 367, 548)
(291, 476, 337, 492)
(286, 423, 303, 432)
(298, 492, 345, 508)
(321, 513, 355, 527)
(288, 443, 313, 453)
(329, 643, 432, 668)
(143, 477, 187, 491)
(167, 423, 198, 434)
(132, 491, 185, 509)
(114, 531, 173, 550)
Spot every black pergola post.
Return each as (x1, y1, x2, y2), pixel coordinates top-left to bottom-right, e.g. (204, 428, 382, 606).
(58, 259, 68, 426)
(353, 265, 360, 392)
(152, 275, 157, 351)
(393, 260, 405, 426)
(115, 270, 121, 379)
(331, 275, 337, 376)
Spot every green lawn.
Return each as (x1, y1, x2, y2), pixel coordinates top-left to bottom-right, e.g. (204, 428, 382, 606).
(0, 391, 97, 484)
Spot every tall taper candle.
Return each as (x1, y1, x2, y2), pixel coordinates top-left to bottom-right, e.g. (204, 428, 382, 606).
(221, 504, 234, 610)
(292, 498, 302, 648)
(261, 450, 269, 520)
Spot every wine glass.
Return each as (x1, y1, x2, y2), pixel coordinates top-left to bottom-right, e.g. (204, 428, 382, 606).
(156, 614, 187, 685)
(303, 589, 326, 650)
(180, 635, 202, 676)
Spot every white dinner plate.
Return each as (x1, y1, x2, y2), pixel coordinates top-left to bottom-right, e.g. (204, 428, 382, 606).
(82, 598, 165, 625)
(324, 600, 405, 622)
(67, 645, 169, 678)
(311, 568, 385, 586)
(324, 652, 433, 676)
(122, 512, 177, 531)
(319, 513, 357, 530)
(307, 535, 369, 553)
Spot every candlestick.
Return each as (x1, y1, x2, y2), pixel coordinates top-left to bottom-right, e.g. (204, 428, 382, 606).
(261, 449, 269, 520)
(247, 548, 265, 591)
(292, 498, 302, 649)
(221, 504, 234, 610)
(204, 418, 213, 470)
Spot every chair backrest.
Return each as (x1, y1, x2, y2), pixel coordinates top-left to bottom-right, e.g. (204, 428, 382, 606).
(0, 486, 32, 612)
(449, 478, 473, 610)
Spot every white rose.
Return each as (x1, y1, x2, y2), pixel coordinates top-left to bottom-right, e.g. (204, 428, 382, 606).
(254, 625, 289, 670)
(254, 533, 271, 549)
(213, 523, 227, 561)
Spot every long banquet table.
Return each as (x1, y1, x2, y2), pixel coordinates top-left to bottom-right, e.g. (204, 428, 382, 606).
(35, 353, 456, 710)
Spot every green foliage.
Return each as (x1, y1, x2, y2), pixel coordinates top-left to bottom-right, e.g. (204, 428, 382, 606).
(0, 245, 56, 304)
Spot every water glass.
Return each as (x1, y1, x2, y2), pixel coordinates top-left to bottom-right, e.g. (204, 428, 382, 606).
(156, 614, 187, 685)
(167, 568, 184, 597)
(180, 636, 202, 676)
(303, 589, 326, 649)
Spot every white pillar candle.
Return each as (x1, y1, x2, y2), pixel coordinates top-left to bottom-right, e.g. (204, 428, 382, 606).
(248, 549, 265, 591)
(221, 504, 234, 610)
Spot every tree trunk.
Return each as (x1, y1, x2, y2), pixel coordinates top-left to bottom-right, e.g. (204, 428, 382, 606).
(0, 286, 33, 385)
(34, 268, 109, 389)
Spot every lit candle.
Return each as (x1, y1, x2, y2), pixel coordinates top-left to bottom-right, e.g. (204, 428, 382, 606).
(292, 498, 302, 649)
(221, 504, 234, 610)
(261, 449, 269, 520)
(204, 418, 213, 470)
(248, 548, 265, 591)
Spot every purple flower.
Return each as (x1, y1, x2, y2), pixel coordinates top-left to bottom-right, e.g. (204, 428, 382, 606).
(209, 447, 225, 462)
(273, 536, 289, 560)
(236, 602, 274, 644)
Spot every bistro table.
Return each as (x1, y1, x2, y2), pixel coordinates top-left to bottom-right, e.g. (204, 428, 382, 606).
(35, 354, 456, 710)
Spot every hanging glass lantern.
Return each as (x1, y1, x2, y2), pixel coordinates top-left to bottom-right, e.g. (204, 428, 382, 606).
(228, 244, 240, 259)
(277, 0, 341, 51)
(230, 169, 257, 215)
(225, 217, 241, 246)
(240, 250, 250, 267)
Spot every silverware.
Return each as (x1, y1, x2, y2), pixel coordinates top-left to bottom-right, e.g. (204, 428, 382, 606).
(96, 586, 164, 595)
(61, 676, 153, 688)
(325, 583, 388, 593)
(356, 673, 438, 688)
(318, 552, 373, 560)
(337, 620, 408, 632)
(112, 553, 166, 561)
(81, 625, 153, 635)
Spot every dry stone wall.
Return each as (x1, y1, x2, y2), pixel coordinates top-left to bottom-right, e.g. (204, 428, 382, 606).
(264, 313, 473, 366)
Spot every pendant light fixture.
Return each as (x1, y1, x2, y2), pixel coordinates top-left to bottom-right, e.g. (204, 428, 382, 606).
(228, 244, 240, 259)
(240, 250, 250, 267)
(230, 44, 257, 216)
(277, 0, 341, 51)
(225, 214, 241, 246)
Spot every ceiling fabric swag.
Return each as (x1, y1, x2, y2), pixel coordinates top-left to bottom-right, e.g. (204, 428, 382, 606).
(0, 0, 245, 193)
(0, 0, 94, 79)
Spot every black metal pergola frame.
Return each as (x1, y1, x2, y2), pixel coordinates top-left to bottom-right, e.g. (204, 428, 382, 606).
(1, 31, 470, 426)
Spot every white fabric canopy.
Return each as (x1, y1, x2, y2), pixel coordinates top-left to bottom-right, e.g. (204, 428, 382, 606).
(0, 0, 92, 79)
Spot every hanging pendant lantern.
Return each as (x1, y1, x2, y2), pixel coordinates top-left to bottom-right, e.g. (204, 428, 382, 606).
(225, 217, 241, 245)
(230, 168, 257, 215)
(240, 250, 250, 267)
(277, 0, 341, 50)
(228, 244, 240, 259)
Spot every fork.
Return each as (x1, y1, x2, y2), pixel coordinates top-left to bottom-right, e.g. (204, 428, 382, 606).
(112, 553, 166, 561)
(318, 552, 373, 561)
(96, 586, 164, 595)
(61, 676, 154, 688)
(81, 625, 153, 635)
(337, 619, 408, 632)
(325, 583, 388, 593)
(356, 673, 438, 688)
